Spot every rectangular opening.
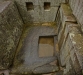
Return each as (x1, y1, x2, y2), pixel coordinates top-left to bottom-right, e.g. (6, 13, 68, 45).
(26, 2, 34, 11)
(38, 36, 54, 57)
(44, 2, 50, 11)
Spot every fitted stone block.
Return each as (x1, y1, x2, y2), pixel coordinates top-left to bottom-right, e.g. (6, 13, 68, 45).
(60, 38, 70, 66)
(0, 1, 23, 69)
(70, 51, 82, 74)
(58, 4, 76, 49)
(15, 0, 60, 23)
(69, 32, 83, 70)
(63, 58, 75, 75)
(67, 36, 81, 75)
(60, 29, 75, 67)
(42, 7, 58, 22)
(60, 22, 82, 74)
(61, 23, 82, 74)
(60, 23, 80, 50)
(69, 0, 83, 32)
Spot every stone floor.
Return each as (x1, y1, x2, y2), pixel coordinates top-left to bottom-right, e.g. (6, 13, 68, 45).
(11, 24, 59, 74)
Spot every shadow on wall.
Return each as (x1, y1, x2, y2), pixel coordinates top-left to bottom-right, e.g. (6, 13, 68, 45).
(24, 2, 34, 24)
(15, 1, 34, 24)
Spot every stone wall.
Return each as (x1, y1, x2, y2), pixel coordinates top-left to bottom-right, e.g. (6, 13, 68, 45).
(56, 3, 83, 75)
(14, 0, 66, 24)
(0, 1, 23, 69)
(68, 0, 83, 32)
(0, 0, 83, 75)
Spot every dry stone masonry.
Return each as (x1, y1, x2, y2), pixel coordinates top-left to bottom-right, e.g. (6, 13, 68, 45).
(0, 0, 83, 75)
(0, 1, 23, 70)
(55, 3, 83, 75)
(69, 0, 83, 32)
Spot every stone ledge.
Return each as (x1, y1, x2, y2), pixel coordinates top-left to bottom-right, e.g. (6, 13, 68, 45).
(58, 3, 77, 50)
(60, 22, 83, 74)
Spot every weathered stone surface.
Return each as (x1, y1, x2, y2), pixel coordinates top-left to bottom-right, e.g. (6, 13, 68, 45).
(14, 0, 66, 23)
(71, 52, 82, 75)
(69, 31, 83, 70)
(58, 4, 76, 50)
(0, 1, 23, 69)
(11, 25, 58, 74)
(60, 23, 80, 66)
(0, 1, 83, 75)
(63, 58, 75, 75)
(69, 0, 83, 32)
(33, 64, 59, 74)
(59, 22, 83, 74)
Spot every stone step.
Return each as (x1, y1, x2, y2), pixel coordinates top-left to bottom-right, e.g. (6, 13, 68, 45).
(33, 64, 59, 74)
